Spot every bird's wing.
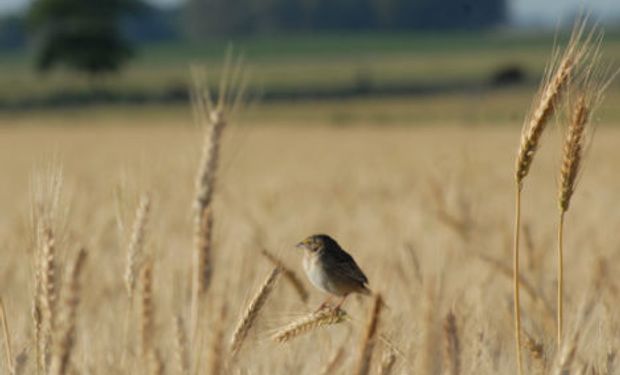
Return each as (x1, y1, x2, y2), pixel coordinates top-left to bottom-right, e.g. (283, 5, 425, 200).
(326, 248, 369, 285)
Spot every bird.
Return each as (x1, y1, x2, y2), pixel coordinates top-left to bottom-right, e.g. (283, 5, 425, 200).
(296, 234, 371, 309)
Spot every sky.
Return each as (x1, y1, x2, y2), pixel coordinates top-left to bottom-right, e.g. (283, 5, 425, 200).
(0, 0, 619, 26)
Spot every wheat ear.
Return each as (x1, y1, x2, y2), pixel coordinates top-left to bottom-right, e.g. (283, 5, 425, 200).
(125, 194, 150, 301)
(272, 306, 348, 343)
(49, 249, 87, 375)
(139, 260, 154, 359)
(39, 226, 57, 368)
(32, 297, 42, 375)
(230, 267, 280, 356)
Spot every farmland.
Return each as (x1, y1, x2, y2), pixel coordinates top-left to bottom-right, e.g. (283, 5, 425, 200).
(0, 30, 619, 374)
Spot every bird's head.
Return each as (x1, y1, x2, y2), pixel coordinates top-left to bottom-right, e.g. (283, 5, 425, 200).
(295, 234, 334, 253)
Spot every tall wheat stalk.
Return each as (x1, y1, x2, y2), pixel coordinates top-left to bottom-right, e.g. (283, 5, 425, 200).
(189, 52, 247, 349)
(443, 310, 460, 375)
(513, 20, 590, 374)
(30, 163, 65, 374)
(555, 43, 616, 345)
(556, 98, 587, 347)
(355, 294, 383, 375)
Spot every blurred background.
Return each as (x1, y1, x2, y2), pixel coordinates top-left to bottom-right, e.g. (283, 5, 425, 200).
(0, 0, 619, 121)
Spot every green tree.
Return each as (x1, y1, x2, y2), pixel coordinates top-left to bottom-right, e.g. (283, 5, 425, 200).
(29, 0, 141, 76)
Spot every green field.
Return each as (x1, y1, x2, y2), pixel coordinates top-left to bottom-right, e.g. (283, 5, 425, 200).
(2, 31, 620, 108)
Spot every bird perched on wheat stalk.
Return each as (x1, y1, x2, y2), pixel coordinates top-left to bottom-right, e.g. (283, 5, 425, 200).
(296, 234, 371, 309)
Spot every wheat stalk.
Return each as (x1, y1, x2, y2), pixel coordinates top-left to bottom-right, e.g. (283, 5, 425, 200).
(209, 303, 227, 375)
(272, 306, 347, 343)
(260, 248, 309, 303)
(556, 95, 588, 348)
(32, 297, 42, 375)
(49, 249, 87, 375)
(230, 267, 280, 356)
(443, 310, 460, 375)
(125, 194, 150, 301)
(189, 53, 247, 347)
(0, 298, 14, 375)
(512, 19, 592, 375)
(174, 315, 189, 375)
(39, 226, 57, 365)
(30, 163, 65, 375)
(555, 31, 618, 346)
(551, 334, 579, 375)
(355, 294, 383, 375)
(319, 341, 348, 375)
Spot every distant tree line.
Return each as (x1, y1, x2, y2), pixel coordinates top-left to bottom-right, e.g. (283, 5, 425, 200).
(185, 0, 507, 37)
(0, 0, 506, 77)
(0, 3, 179, 52)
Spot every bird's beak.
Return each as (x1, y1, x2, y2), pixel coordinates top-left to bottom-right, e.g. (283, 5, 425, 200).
(295, 241, 306, 249)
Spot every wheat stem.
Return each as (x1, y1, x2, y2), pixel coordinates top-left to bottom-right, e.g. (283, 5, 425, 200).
(557, 211, 565, 347)
(513, 185, 524, 375)
(0, 298, 14, 375)
(174, 315, 189, 375)
(443, 311, 460, 375)
(356, 294, 383, 375)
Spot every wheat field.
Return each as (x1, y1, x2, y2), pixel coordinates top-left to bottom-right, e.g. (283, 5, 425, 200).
(0, 22, 619, 373)
(0, 101, 619, 374)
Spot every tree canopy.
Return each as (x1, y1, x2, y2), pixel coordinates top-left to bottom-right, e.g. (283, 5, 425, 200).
(29, 0, 142, 75)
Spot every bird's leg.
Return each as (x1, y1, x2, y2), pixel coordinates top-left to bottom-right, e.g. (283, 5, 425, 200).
(316, 296, 333, 311)
(335, 294, 348, 309)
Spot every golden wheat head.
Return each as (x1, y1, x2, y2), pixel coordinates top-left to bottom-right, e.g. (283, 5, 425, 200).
(272, 306, 348, 344)
(516, 19, 593, 185)
(230, 267, 280, 356)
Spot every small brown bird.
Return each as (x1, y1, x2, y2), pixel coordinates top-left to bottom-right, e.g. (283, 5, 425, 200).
(296, 234, 370, 309)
